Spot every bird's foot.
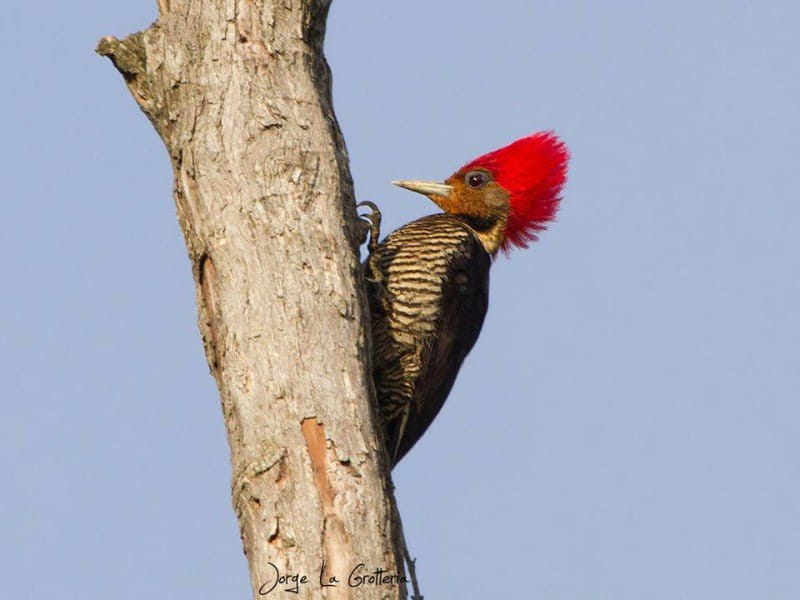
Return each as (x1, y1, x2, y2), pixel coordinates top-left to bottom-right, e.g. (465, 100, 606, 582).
(357, 201, 392, 312)
(357, 201, 382, 258)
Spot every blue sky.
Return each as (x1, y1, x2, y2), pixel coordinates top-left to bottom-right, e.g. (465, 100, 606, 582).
(1, 1, 798, 598)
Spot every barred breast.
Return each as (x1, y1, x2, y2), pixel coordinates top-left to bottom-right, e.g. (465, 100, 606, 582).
(367, 213, 491, 465)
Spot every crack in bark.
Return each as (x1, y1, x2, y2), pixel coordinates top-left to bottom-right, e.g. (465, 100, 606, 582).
(198, 253, 221, 372)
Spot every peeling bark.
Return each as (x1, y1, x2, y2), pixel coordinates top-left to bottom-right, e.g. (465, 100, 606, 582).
(97, 1, 405, 598)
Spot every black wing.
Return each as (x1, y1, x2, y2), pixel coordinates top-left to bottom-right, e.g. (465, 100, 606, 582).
(389, 231, 491, 464)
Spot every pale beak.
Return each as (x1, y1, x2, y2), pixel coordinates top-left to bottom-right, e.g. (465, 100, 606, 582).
(391, 180, 452, 198)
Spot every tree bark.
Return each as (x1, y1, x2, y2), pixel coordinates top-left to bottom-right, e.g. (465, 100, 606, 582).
(97, 1, 405, 598)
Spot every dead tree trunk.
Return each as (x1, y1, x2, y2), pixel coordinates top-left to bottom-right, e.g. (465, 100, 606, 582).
(97, 1, 405, 598)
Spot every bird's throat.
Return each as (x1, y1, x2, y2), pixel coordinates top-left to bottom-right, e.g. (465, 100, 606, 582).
(459, 214, 508, 255)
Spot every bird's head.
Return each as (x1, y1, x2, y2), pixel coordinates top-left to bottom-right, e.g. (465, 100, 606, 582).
(393, 131, 569, 255)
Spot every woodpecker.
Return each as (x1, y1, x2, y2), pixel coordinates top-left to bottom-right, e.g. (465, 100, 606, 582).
(361, 131, 569, 466)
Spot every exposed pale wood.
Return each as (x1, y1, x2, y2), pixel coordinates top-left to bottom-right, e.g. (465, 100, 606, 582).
(97, 1, 405, 597)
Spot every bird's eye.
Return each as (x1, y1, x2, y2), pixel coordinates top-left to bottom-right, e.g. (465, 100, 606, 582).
(465, 171, 488, 189)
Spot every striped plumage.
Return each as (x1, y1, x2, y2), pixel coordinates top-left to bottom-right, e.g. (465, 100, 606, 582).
(367, 214, 491, 465)
(365, 131, 569, 467)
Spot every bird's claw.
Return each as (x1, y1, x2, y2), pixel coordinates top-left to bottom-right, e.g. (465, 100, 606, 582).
(357, 201, 392, 312)
(357, 201, 382, 255)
